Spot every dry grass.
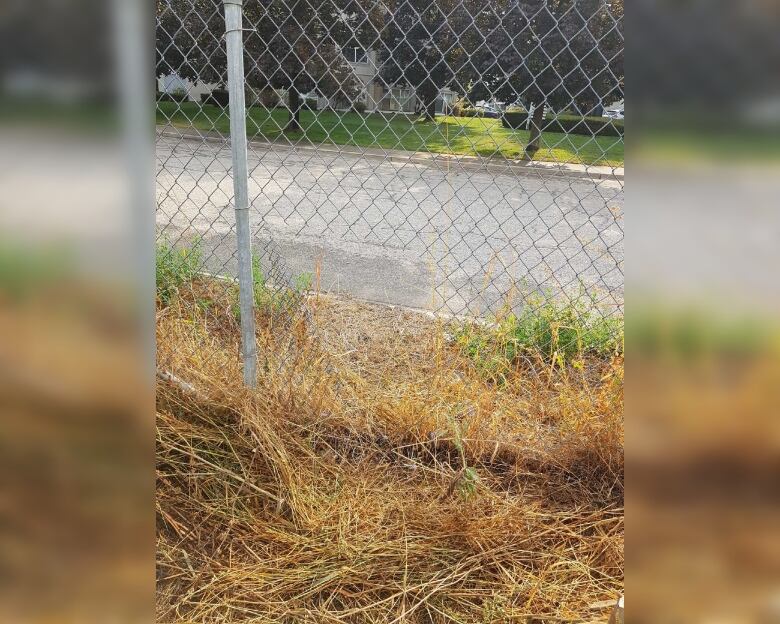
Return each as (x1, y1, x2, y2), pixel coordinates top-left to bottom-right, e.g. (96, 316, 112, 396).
(156, 281, 623, 623)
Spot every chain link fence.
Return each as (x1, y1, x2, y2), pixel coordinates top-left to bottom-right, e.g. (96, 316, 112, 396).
(155, 0, 624, 380)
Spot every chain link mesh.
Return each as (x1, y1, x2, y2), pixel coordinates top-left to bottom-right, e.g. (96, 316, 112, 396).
(155, 0, 623, 374)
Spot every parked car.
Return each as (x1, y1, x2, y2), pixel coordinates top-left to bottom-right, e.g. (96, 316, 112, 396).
(474, 104, 501, 118)
(506, 103, 528, 114)
(603, 104, 624, 120)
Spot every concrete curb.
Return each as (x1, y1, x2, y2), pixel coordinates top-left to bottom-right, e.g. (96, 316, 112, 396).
(158, 127, 624, 182)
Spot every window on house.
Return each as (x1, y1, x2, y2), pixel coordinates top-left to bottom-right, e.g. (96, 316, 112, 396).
(390, 88, 402, 111)
(391, 87, 411, 110)
(343, 47, 367, 63)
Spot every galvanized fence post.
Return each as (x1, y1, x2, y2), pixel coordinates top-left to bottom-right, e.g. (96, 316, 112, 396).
(223, 0, 257, 387)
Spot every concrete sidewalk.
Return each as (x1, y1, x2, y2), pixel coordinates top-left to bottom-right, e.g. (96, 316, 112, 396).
(158, 127, 625, 182)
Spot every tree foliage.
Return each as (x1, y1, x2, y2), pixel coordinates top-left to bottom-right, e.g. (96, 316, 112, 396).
(378, 0, 464, 120)
(477, 0, 624, 114)
(156, 0, 364, 129)
(156, 0, 623, 130)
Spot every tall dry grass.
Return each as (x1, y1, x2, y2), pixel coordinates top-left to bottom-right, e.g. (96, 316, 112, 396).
(156, 281, 623, 622)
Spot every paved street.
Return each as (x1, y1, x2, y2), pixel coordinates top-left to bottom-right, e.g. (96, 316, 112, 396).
(156, 132, 624, 315)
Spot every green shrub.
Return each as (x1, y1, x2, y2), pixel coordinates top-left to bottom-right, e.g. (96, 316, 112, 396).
(156, 239, 202, 305)
(352, 100, 367, 115)
(461, 107, 485, 118)
(300, 96, 320, 111)
(251, 87, 282, 109)
(450, 98, 467, 117)
(201, 89, 230, 108)
(158, 89, 188, 103)
(502, 112, 623, 137)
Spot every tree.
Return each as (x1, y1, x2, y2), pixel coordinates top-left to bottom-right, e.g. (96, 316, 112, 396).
(304, 42, 362, 109)
(518, 0, 622, 155)
(156, 0, 227, 91)
(378, 0, 468, 121)
(156, 0, 363, 132)
(468, 0, 623, 156)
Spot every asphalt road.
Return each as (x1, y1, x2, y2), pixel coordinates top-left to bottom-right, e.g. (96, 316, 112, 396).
(156, 133, 624, 316)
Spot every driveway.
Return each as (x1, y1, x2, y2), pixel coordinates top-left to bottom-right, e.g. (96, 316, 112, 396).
(156, 132, 624, 316)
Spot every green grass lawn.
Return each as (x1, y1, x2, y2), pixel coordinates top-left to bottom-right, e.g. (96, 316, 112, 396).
(157, 101, 624, 167)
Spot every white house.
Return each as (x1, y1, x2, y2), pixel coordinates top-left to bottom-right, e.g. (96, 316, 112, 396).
(330, 47, 459, 115)
(157, 73, 218, 102)
(159, 49, 458, 116)
(341, 47, 417, 113)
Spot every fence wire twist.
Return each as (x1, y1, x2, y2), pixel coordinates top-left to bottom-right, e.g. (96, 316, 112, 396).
(155, 0, 624, 378)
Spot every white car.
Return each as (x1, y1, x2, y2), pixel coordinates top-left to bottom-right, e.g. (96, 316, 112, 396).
(603, 107, 624, 120)
(475, 104, 501, 118)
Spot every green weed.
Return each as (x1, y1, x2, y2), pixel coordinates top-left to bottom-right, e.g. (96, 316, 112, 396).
(156, 239, 202, 305)
(294, 272, 314, 293)
(447, 414, 479, 500)
(456, 299, 623, 377)
(251, 254, 276, 311)
(231, 255, 313, 321)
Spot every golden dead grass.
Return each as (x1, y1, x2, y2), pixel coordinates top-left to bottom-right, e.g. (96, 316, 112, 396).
(156, 282, 623, 623)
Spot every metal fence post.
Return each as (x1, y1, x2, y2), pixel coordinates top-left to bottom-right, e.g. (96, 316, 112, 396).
(223, 0, 257, 387)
